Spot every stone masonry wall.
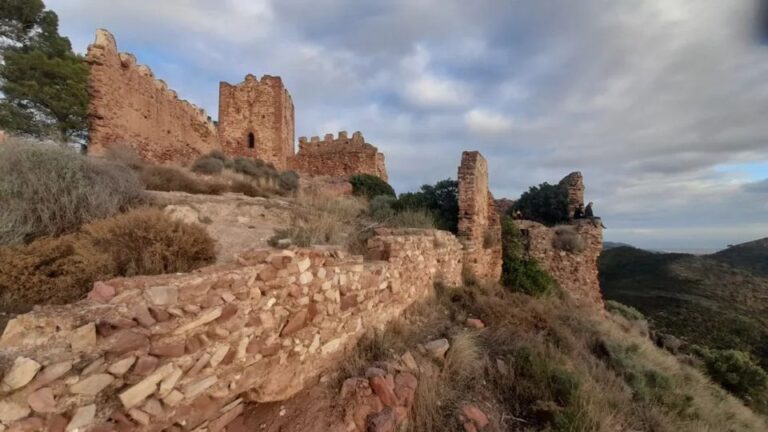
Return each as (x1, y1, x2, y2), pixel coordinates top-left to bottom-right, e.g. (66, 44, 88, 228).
(559, 172, 584, 218)
(0, 230, 460, 431)
(87, 29, 219, 165)
(517, 219, 604, 310)
(457, 151, 502, 282)
(218, 75, 295, 170)
(288, 131, 388, 181)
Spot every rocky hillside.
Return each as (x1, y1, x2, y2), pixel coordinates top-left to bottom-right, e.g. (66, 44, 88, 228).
(710, 237, 768, 277)
(599, 244, 768, 369)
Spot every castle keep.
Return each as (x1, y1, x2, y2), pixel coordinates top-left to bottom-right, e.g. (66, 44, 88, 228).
(86, 29, 386, 178)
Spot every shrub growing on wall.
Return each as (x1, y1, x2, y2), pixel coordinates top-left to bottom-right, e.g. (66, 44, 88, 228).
(350, 174, 395, 199)
(512, 182, 570, 226)
(0, 140, 144, 245)
(501, 216, 555, 296)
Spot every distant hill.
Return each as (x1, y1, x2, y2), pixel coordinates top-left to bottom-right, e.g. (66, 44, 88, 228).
(603, 241, 634, 250)
(709, 237, 768, 277)
(599, 245, 768, 368)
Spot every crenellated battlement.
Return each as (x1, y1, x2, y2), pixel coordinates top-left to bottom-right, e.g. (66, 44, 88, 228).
(87, 29, 219, 163)
(297, 131, 372, 153)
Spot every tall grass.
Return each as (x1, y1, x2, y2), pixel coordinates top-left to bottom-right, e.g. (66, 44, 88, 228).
(0, 139, 144, 245)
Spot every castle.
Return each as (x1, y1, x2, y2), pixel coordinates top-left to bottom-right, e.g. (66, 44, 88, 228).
(86, 29, 387, 180)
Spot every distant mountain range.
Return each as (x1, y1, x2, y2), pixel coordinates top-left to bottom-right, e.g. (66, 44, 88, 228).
(599, 237, 768, 368)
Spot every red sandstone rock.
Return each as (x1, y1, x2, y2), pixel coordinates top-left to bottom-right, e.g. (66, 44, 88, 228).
(340, 295, 357, 311)
(9, 417, 45, 431)
(46, 414, 68, 432)
(466, 318, 485, 329)
(150, 339, 186, 357)
(367, 407, 397, 432)
(394, 373, 417, 408)
(149, 307, 170, 322)
(459, 404, 489, 430)
(103, 330, 149, 354)
(133, 355, 159, 376)
(89, 281, 115, 303)
(217, 304, 238, 323)
(280, 309, 308, 336)
(27, 388, 56, 413)
(369, 376, 398, 407)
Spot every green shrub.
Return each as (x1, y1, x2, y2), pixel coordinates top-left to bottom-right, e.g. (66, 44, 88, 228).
(512, 182, 569, 226)
(278, 170, 300, 192)
(368, 195, 398, 221)
(232, 157, 278, 180)
(0, 140, 144, 245)
(605, 300, 646, 321)
(698, 348, 768, 400)
(140, 165, 225, 195)
(350, 174, 395, 199)
(396, 179, 458, 233)
(191, 156, 224, 175)
(0, 208, 215, 312)
(500, 216, 555, 296)
(552, 225, 585, 253)
(206, 150, 228, 162)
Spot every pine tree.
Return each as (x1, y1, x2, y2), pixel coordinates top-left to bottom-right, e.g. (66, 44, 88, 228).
(0, 0, 89, 142)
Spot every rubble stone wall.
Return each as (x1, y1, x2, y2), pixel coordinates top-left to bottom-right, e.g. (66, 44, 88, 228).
(0, 230, 461, 431)
(559, 172, 585, 218)
(457, 151, 502, 282)
(86, 29, 219, 165)
(218, 75, 295, 170)
(288, 131, 388, 181)
(517, 219, 604, 309)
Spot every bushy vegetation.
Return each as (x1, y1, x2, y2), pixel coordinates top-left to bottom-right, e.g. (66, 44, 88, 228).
(338, 281, 768, 431)
(350, 174, 395, 199)
(500, 216, 555, 296)
(191, 155, 224, 175)
(140, 165, 226, 195)
(0, 0, 89, 142)
(512, 182, 570, 226)
(605, 300, 646, 322)
(695, 348, 768, 409)
(397, 179, 459, 233)
(552, 225, 586, 253)
(186, 151, 298, 196)
(0, 208, 215, 312)
(0, 140, 144, 245)
(268, 192, 366, 248)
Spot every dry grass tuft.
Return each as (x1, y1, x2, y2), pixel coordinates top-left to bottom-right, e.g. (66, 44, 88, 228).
(0, 139, 145, 245)
(270, 191, 366, 247)
(553, 225, 586, 253)
(140, 165, 227, 195)
(0, 208, 215, 312)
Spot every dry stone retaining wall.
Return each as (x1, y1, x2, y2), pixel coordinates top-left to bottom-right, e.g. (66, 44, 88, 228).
(288, 132, 388, 181)
(87, 29, 219, 165)
(0, 230, 461, 431)
(517, 219, 604, 309)
(457, 151, 502, 282)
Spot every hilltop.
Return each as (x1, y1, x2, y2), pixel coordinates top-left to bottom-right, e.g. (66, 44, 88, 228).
(600, 242, 768, 369)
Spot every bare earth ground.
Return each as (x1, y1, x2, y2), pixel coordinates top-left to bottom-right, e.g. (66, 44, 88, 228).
(149, 191, 295, 263)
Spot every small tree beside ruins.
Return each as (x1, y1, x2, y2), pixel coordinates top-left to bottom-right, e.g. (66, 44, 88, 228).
(511, 182, 570, 226)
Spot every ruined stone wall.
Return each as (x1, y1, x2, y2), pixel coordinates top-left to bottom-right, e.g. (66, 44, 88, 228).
(0, 230, 461, 431)
(288, 131, 388, 181)
(517, 219, 604, 309)
(87, 29, 219, 165)
(218, 75, 295, 170)
(559, 172, 584, 218)
(457, 151, 502, 282)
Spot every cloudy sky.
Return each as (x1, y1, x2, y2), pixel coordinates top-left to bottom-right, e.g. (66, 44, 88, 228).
(49, 0, 768, 252)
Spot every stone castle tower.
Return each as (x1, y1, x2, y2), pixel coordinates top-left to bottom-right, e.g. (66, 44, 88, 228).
(218, 74, 295, 169)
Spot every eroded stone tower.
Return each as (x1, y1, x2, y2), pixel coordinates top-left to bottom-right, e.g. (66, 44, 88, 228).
(218, 74, 295, 169)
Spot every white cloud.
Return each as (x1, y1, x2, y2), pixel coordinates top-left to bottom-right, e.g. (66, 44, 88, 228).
(464, 109, 513, 135)
(404, 76, 471, 108)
